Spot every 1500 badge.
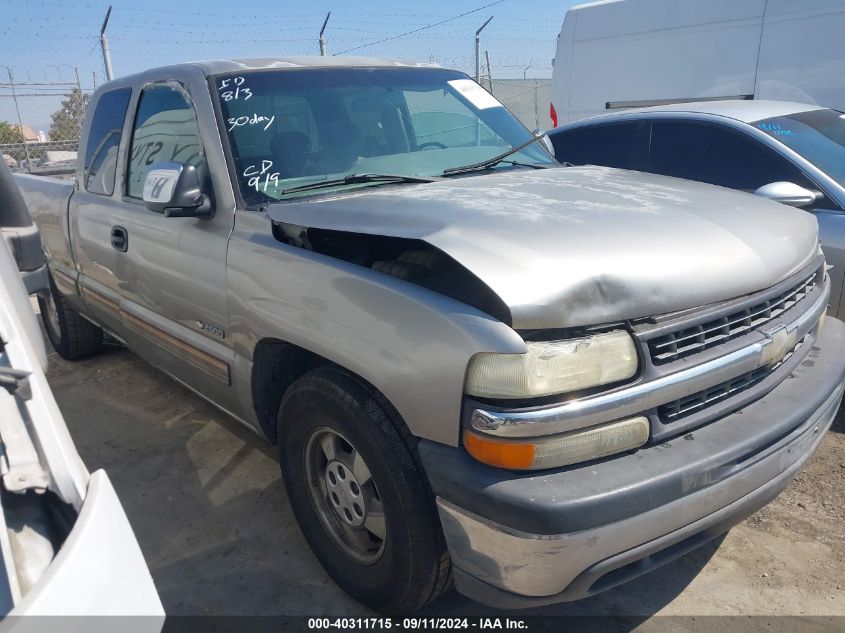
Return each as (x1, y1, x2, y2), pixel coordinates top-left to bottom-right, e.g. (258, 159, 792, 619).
(196, 320, 225, 339)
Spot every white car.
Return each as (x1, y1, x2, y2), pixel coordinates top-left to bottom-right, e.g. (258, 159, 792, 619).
(0, 160, 163, 618)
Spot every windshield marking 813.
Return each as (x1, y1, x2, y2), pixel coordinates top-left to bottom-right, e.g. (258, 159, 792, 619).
(214, 67, 555, 204)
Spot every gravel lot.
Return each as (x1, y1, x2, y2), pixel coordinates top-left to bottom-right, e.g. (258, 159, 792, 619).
(38, 313, 845, 621)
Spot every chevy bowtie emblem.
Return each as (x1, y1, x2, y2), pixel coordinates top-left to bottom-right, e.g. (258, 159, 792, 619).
(759, 325, 797, 367)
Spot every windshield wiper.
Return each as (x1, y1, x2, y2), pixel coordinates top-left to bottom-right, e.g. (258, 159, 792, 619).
(280, 173, 435, 196)
(442, 133, 552, 176)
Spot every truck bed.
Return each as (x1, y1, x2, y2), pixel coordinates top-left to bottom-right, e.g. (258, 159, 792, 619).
(13, 174, 76, 280)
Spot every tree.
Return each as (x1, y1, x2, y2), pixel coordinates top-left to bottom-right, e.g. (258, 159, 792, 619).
(48, 88, 89, 143)
(0, 121, 26, 162)
(0, 120, 23, 144)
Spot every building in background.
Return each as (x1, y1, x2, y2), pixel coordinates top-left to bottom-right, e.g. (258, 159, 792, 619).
(12, 124, 39, 143)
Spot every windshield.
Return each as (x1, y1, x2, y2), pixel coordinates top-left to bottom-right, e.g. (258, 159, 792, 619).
(214, 67, 555, 204)
(753, 109, 845, 189)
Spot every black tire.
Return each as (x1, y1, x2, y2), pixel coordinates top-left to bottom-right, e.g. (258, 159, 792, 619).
(37, 271, 103, 360)
(277, 367, 451, 614)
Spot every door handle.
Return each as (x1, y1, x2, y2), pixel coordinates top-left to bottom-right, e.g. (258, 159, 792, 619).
(111, 226, 128, 252)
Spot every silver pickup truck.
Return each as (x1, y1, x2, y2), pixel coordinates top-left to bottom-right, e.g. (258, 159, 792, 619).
(15, 57, 845, 613)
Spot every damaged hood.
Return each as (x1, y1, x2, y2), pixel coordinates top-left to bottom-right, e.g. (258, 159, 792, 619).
(268, 166, 819, 329)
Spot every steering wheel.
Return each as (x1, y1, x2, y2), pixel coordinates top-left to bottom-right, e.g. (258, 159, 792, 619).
(417, 141, 447, 150)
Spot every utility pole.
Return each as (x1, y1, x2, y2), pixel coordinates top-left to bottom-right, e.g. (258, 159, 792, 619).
(319, 12, 331, 56)
(475, 16, 493, 83)
(100, 5, 114, 81)
(4, 67, 32, 172)
(523, 64, 531, 80)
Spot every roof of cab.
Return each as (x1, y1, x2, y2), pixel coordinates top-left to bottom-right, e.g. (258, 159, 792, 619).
(186, 56, 443, 75)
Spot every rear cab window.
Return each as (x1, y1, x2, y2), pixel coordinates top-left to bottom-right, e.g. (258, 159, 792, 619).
(83, 88, 132, 195)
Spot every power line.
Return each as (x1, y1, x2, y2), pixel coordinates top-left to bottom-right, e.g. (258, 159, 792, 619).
(0, 1, 324, 18)
(336, 0, 507, 55)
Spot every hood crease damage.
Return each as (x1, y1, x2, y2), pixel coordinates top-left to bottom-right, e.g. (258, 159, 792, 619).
(269, 166, 819, 330)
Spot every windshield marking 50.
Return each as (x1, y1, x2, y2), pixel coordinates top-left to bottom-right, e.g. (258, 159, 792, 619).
(214, 67, 553, 203)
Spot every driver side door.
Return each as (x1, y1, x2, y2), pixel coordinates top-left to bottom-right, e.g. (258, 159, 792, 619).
(108, 80, 238, 411)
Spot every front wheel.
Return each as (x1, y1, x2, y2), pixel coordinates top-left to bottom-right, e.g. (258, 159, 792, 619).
(277, 367, 451, 613)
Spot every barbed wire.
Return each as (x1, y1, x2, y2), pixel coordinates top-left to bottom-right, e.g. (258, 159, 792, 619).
(335, 0, 507, 54)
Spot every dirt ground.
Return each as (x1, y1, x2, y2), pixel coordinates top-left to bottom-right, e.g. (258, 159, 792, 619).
(38, 313, 845, 620)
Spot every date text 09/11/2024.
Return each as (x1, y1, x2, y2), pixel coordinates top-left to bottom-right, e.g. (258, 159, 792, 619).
(306, 618, 529, 630)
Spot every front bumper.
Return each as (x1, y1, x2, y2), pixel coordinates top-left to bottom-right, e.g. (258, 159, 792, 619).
(419, 316, 845, 608)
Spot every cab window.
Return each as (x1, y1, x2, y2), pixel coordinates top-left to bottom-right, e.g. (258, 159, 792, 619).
(83, 88, 131, 196)
(125, 83, 207, 199)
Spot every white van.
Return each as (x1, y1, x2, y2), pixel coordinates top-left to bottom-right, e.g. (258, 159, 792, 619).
(550, 0, 845, 126)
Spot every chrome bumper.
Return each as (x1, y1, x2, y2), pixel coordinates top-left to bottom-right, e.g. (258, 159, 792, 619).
(422, 316, 845, 607)
(471, 276, 830, 437)
(443, 383, 840, 605)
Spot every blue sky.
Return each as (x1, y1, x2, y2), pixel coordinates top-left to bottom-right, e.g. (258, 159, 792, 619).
(1, 0, 578, 131)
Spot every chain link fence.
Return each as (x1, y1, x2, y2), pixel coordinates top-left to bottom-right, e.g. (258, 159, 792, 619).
(484, 78, 552, 131)
(1, 8, 557, 172)
(0, 66, 95, 173)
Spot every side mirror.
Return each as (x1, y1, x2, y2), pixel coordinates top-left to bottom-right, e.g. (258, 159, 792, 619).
(753, 181, 820, 209)
(142, 162, 212, 218)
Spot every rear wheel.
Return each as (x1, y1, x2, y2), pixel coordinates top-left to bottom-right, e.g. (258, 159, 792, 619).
(277, 367, 451, 613)
(37, 272, 103, 360)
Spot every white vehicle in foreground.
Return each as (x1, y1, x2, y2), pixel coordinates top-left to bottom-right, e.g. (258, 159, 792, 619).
(0, 160, 163, 618)
(550, 0, 845, 126)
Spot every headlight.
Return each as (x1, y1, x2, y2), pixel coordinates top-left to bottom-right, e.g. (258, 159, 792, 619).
(463, 416, 650, 470)
(465, 330, 638, 399)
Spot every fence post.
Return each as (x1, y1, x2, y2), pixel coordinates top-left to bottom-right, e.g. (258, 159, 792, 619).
(475, 17, 493, 82)
(319, 12, 331, 56)
(100, 6, 114, 81)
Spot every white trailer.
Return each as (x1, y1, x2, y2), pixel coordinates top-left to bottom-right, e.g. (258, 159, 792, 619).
(550, 0, 845, 126)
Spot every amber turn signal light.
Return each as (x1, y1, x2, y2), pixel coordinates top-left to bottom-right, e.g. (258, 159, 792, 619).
(463, 416, 650, 471)
(463, 431, 536, 470)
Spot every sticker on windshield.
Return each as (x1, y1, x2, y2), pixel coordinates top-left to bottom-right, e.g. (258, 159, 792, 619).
(757, 121, 795, 136)
(447, 79, 503, 110)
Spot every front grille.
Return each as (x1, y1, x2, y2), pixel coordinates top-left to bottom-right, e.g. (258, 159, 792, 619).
(648, 274, 816, 365)
(659, 336, 805, 421)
